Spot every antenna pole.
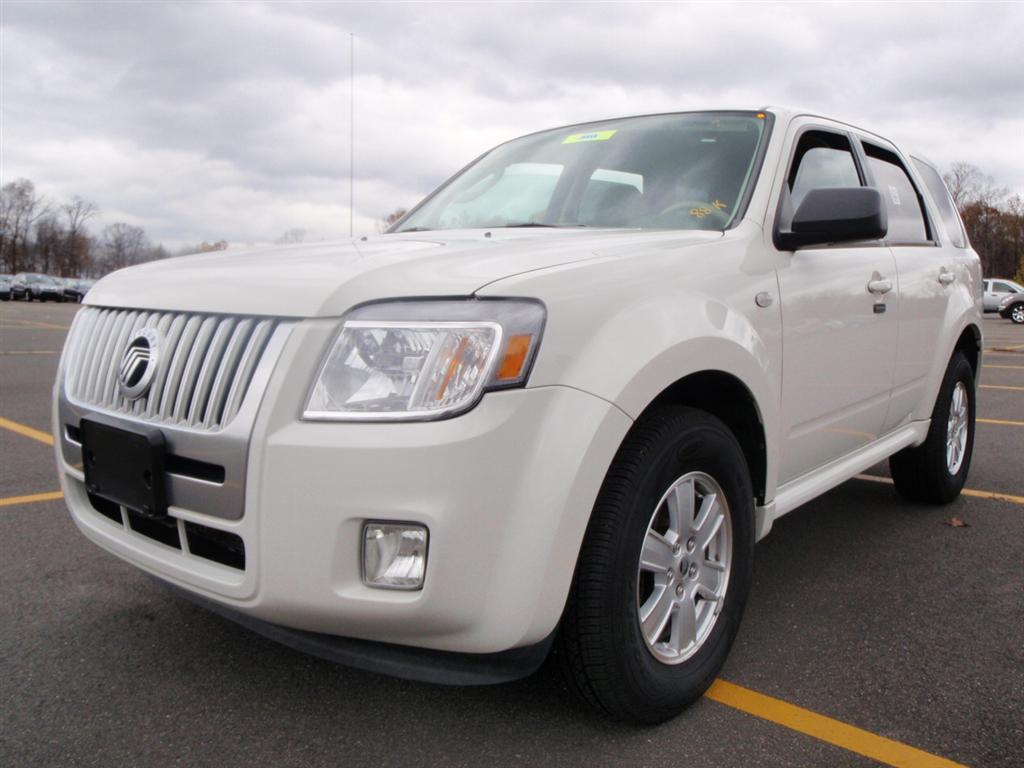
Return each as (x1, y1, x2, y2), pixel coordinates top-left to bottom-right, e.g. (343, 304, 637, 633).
(349, 32, 354, 238)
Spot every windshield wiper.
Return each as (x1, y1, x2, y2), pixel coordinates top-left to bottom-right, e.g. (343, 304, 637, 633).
(497, 222, 586, 228)
(395, 226, 434, 233)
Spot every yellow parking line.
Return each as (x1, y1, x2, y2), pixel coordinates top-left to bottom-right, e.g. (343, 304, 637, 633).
(706, 680, 966, 768)
(984, 364, 1024, 370)
(980, 384, 1024, 391)
(0, 416, 54, 446)
(0, 490, 63, 508)
(977, 417, 1024, 427)
(856, 474, 1024, 504)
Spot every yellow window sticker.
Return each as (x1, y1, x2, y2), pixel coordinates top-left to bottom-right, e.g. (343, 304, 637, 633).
(563, 130, 617, 144)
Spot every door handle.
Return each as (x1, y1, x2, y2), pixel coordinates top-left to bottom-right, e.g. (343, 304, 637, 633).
(867, 276, 893, 295)
(938, 269, 955, 286)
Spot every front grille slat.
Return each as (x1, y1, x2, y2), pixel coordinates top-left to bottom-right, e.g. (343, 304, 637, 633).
(187, 318, 235, 427)
(94, 310, 125, 406)
(158, 315, 202, 420)
(145, 313, 186, 419)
(64, 307, 279, 432)
(203, 319, 253, 429)
(98, 310, 135, 406)
(77, 310, 117, 403)
(64, 310, 96, 396)
(222, 319, 273, 425)
(172, 316, 218, 423)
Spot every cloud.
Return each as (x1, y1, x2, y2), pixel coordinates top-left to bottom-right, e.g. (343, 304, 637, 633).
(2, 0, 1022, 246)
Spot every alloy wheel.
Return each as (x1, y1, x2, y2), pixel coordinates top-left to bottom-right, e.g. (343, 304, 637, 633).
(636, 471, 732, 664)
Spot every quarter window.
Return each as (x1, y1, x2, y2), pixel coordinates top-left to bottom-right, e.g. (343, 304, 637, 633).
(912, 158, 967, 248)
(863, 144, 929, 243)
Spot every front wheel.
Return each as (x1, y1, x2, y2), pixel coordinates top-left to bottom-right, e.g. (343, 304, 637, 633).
(1010, 304, 1024, 324)
(556, 406, 754, 723)
(890, 352, 975, 503)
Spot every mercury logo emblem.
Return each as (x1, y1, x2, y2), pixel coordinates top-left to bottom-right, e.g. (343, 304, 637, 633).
(118, 328, 160, 399)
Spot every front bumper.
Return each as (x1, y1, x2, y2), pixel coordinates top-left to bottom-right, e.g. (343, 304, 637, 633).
(57, 317, 632, 657)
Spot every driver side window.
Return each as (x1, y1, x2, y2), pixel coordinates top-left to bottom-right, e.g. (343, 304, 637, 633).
(788, 131, 862, 210)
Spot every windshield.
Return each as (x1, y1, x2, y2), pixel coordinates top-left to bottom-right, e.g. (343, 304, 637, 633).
(394, 112, 768, 233)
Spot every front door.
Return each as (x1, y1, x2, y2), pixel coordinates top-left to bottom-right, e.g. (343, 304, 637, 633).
(774, 126, 899, 483)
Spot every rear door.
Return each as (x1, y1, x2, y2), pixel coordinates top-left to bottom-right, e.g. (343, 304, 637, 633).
(857, 142, 962, 432)
(773, 124, 899, 483)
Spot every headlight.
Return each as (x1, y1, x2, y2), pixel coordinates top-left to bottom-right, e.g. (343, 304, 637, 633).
(304, 299, 546, 421)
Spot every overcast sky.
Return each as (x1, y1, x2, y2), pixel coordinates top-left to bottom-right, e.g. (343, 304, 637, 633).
(2, 0, 1023, 247)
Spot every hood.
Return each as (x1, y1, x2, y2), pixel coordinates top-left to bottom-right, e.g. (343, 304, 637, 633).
(86, 228, 723, 317)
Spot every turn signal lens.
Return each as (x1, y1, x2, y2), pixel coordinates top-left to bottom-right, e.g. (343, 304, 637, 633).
(496, 334, 533, 381)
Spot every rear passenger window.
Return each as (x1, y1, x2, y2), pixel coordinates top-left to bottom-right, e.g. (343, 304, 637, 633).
(863, 144, 929, 243)
(788, 131, 862, 210)
(912, 158, 967, 248)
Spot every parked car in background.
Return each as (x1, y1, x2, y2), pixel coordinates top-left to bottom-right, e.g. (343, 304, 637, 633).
(63, 278, 95, 303)
(1000, 291, 1024, 324)
(0, 275, 12, 301)
(982, 278, 1023, 312)
(12, 273, 64, 302)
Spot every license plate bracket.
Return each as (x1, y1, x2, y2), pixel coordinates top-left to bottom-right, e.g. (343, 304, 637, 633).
(81, 416, 167, 518)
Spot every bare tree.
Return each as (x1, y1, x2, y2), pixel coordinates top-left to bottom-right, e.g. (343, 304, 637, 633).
(100, 222, 149, 271)
(178, 240, 229, 256)
(0, 179, 50, 272)
(60, 196, 98, 277)
(34, 215, 66, 274)
(945, 162, 1021, 278)
(377, 208, 407, 234)
(275, 228, 307, 244)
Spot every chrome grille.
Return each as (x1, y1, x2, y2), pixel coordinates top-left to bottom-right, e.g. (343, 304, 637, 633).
(64, 307, 278, 430)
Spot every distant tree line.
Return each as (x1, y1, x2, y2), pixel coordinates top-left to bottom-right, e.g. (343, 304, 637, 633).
(0, 178, 228, 278)
(944, 163, 1024, 282)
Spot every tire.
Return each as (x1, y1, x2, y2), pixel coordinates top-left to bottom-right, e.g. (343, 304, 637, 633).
(1011, 304, 1024, 324)
(889, 352, 975, 504)
(556, 406, 755, 724)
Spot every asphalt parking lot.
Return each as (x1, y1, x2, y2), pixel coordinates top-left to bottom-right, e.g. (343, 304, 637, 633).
(1, 300, 1021, 768)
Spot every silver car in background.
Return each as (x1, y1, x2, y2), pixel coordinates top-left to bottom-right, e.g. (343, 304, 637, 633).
(982, 278, 1023, 312)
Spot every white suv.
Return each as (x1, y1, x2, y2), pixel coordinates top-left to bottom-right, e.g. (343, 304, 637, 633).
(55, 108, 982, 723)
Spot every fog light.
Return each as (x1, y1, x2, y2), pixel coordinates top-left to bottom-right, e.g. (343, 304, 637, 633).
(362, 522, 428, 590)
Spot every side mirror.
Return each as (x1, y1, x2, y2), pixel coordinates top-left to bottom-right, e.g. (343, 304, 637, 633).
(776, 187, 887, 250)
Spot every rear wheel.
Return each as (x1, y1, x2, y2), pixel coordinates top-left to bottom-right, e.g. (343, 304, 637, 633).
(557, 406, 754, 723)
(890, 352, 975, 503)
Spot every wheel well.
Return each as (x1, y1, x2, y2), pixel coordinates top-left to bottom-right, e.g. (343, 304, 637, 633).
(643, 371, 768, 505)
(955, 324, 981, 378)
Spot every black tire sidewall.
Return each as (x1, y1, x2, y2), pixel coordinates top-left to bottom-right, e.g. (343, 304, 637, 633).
(601, 410, 755, 717)
(930, 353, 976, 497)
